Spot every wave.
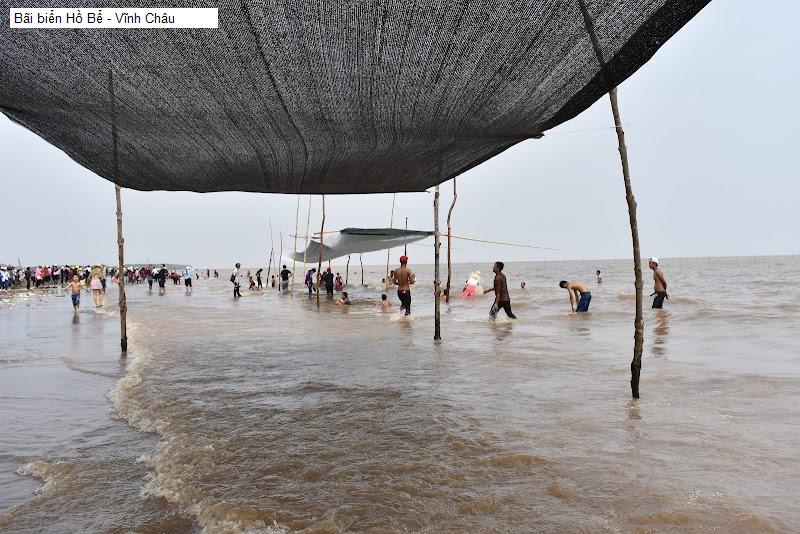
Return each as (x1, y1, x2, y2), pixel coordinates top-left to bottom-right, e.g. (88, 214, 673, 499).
(109, 320, 291, 533)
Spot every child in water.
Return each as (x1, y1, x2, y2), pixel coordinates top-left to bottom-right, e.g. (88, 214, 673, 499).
(248, 276, 256, 290)
(336, 291, 351, 305)
(64, 274, 84, 313)
(379, 293, 391, 310)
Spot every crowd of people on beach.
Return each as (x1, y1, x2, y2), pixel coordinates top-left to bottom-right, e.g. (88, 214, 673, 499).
(0, 264, 113, 292)
(4, 255, 669, 320)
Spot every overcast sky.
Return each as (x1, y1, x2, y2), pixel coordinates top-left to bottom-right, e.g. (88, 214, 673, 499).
(2, 1, 798, 268)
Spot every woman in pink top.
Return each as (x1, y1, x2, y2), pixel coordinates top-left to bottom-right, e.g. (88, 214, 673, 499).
(88, 265, 105, 308)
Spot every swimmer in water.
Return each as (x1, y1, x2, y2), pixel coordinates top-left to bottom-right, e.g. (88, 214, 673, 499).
(336, 291, 351, 306)
(380, 293, 391, 310)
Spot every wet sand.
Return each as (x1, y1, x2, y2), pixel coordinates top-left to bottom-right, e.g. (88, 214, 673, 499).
(1, 257, 799, 532)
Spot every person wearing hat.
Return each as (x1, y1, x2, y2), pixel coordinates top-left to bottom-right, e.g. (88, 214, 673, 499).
(232, 262, 242, 298)
(392, 255, 416, 315)
(649, 257, 668, 309)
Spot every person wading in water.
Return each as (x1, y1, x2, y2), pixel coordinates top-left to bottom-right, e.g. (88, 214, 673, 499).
(649, 257, 669, 308)
(392, 255, 415, 315)
(484, 261, 516, 320)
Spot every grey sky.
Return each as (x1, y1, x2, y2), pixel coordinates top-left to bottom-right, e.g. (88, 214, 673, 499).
(2, 1, 797, 268)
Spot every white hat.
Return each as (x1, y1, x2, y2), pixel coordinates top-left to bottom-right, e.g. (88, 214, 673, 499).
(649, 257, 659, 264)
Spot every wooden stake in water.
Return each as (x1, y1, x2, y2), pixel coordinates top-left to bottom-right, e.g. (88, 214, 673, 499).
(360, 254, 364, 286)
(267, 218, 274, 282)
(446, 178, 457, 303)
(385, 193, 396, 291)
(345, 255, 351, 285)
(434, 184, 441, 340)
(109, 68, 127, 355)
(303, 196, 311, 274)
(317, 195, 325, 308)
(609, 87, 644, 398)
(292, 196, 300, 294)
(578, 0, 644, 398)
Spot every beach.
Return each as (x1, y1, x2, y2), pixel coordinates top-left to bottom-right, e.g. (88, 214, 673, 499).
(1, 256, 798, 533)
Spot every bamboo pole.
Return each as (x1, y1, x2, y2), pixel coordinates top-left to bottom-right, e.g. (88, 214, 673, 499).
(279, 231, 283, 290)
(292, 196, 300, 294)
(404, 217, 408, 255)
(303, 196, 312, 267)
(610, 87, 644, 398)
(445, 178, 457, 302)
(434, 184, 441, 340)
(384, 193, 396, 291)
(317, 195, 325, 307)
(360, 254, 364, 286)
(579, 0, 644, 398)
(108, 69, 127, 355)
(345, 255, 351, 285)
(267, 218, 274, 282)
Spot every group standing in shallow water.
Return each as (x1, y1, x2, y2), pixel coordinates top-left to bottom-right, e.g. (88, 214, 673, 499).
(33, 254, 669, 320)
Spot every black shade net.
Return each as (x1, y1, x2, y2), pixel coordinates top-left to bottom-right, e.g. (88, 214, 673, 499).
(0, 1, 710, 194)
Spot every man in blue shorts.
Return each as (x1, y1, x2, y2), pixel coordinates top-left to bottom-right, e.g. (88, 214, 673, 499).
(560, 280, 592, 312)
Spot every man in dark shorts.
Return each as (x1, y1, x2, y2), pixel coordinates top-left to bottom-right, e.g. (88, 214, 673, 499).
(157, 264, 168, 294)
(484, 261, 516, 319)
(560, 280, 591, 312)
(323, 267, 335, 296)
(280, 265, 291, 292)
(256, 268, 263, 289)
(232, 262, 242, 298)
(649, 257, 669, 308)
(392, 255, 415, 315)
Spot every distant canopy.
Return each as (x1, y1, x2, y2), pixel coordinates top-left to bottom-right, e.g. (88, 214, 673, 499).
(0, 1, 709, 194)
(291, 228, 433, 263)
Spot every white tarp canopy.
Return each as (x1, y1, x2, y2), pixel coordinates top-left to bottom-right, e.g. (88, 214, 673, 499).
(292, 228, 432, 263)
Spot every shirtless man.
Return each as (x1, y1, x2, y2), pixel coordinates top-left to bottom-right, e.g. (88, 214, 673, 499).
(64, 274, 84, 313)
(484, 261, 516, 319)
(649, 257, 669, 309)
(392, 255, 415, 315)
(559, 280, 592, 312)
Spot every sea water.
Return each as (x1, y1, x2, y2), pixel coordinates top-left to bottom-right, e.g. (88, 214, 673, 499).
(1, 257, 798, 532)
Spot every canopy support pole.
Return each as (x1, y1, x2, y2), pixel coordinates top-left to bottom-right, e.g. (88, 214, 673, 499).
(279, 232, 283, 290)
(345, 255, 351, 285)
(385, 193, 396, 291)
(445, 178, 457, 302)
(434, 184, 441, 340)
(109, 69, 127, 355)
(317, 195, 325, 308)
(579, 0, 644, 397)
(292, 196, 300, 294)
(115, 184, 127, 354)
(360, 254, 364, 286)
(609, 87, 644, 398)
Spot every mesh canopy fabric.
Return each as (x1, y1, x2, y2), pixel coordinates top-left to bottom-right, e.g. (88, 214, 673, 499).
(291, 228, 432, 263)
(0, 1, 709, 194)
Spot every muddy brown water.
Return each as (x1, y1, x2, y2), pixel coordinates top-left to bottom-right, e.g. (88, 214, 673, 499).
(1, 257, 798, 532)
